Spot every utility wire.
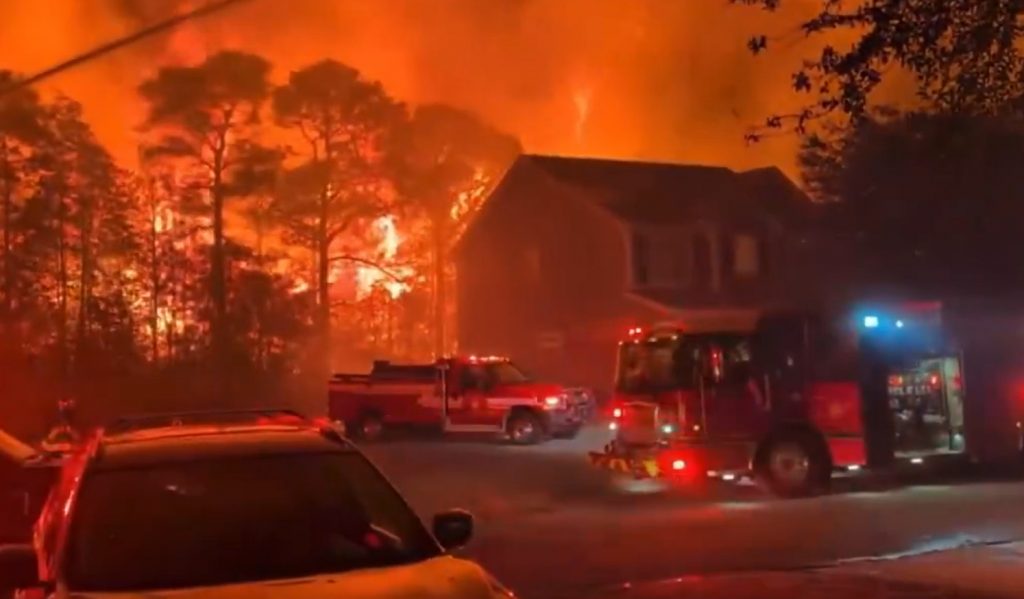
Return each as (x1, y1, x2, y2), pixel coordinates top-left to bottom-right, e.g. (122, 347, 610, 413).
(0, 0, 255, 97)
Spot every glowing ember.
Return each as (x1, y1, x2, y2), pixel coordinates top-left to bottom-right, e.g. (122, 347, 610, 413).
(289, 277, 310, 295)
(355, 215, 412, 300)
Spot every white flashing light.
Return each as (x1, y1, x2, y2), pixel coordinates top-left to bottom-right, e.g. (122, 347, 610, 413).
(612, 408, 623, 418)
(847, 464, 862, 472)
(544, 396, 562, 407)
(910, 457, 924, 465)
(671, 459, 686, 471)
(863, 315, 880, 329)
(895, 319, 905, 328)
(707, 470, 719, 477)
(721, 473, 737, 481)
(661, 424, 675, 434)
(608, 422, 618, 431)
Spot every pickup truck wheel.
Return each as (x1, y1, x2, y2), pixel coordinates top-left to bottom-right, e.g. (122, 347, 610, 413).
(757, 433, 830, 498)
(355, 413, 384, 442)
(507, 411, 543, 445)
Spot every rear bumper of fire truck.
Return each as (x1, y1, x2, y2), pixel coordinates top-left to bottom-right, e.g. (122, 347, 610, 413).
(588, 439, 755, 480)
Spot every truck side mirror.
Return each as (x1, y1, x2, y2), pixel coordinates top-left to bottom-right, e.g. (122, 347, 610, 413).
(432, 509, 473, 550)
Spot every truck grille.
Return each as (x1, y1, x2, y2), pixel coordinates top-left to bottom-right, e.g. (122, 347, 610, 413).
(617, 402, 660, 446)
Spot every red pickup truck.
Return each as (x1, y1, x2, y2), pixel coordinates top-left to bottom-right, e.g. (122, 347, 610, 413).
(329, 356, 591, 444)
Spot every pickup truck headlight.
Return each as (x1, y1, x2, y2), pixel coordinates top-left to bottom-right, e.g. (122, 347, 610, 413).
(543, 395, 565, 409)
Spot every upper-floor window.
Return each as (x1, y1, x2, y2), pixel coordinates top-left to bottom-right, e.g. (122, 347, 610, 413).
(733, 234, 765, 278)
(734, 234, 761, 277)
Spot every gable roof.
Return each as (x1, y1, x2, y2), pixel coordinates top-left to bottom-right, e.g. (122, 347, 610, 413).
(519, 153, 812, 225)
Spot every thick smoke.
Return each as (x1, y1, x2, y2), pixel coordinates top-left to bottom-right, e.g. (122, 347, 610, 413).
(0, 0, 837, 177)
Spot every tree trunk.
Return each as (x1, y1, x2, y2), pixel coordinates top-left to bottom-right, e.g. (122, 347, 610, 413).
(75, 197, 93, 365)
(210, 142, 228, 359)
(1, 139, 12, 328)
(56, 188, 68, 380)
(148, 181, 159, 365)
(431, 217, 446, 357)
(317, 130, 333, 372)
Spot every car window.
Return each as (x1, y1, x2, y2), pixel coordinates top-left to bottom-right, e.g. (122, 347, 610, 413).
(64, 451, 439, 592)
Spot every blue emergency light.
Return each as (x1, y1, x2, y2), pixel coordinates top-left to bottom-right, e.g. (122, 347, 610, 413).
(863, 315, 880, 329)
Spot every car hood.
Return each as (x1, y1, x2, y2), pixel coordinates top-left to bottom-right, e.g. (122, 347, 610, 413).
(67, 556, 507, 599)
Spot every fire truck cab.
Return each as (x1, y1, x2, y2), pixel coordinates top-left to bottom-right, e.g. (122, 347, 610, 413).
(329, 356, 591, 445)
(590, 300, 1024, 496)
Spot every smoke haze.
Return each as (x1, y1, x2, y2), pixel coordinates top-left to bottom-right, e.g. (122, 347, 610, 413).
(0, 0, 841, 177)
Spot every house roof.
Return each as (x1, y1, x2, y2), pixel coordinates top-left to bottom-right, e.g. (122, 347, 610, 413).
(519, 153, 812, 225)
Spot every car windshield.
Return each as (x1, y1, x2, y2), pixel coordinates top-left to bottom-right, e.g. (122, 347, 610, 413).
(64, 452, 440, 592)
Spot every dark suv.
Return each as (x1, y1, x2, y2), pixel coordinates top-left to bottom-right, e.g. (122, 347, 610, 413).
(0, 410, 513, 598)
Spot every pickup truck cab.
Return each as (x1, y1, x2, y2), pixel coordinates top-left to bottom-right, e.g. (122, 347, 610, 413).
(329, 356, 589, 444)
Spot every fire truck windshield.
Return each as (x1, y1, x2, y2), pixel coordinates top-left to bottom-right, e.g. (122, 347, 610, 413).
(615, 336, 701, 393)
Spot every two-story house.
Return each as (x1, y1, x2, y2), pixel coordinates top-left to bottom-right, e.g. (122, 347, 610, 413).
(454, 154, 827, 394)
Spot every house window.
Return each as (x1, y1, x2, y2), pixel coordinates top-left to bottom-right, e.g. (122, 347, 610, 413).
(734, 234, 760, 277)
(631, 232, 649, 286)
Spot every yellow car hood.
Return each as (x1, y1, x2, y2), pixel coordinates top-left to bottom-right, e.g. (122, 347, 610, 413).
(70, 556, 506, 599)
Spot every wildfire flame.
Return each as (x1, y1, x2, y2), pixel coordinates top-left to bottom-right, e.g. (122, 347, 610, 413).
(355, 215, 412, 300)
(572, 86, 592, 145)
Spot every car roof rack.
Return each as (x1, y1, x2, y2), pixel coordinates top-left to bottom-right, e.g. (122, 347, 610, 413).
(104, 408, 308, 436)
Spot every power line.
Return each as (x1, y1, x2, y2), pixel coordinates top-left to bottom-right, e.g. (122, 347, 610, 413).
(0, 0, 255, 97)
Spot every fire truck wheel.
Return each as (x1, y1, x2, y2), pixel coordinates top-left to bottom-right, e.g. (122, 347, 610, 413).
(507, 410, 543, 445)
(354, 413, 385, 442)
(757, 433, 830, 498)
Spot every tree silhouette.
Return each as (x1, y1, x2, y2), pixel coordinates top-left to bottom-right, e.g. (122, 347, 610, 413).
(800, 110, 1024, 294)
(138, 50, 271, 363)
(387, 104, 520, 355)
(736, 1, 1024, 137)
(0, 71, 45, 336)
(272, 59, 403, 367)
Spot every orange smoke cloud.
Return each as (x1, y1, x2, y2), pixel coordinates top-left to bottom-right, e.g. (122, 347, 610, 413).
(0, 0, 848, 178)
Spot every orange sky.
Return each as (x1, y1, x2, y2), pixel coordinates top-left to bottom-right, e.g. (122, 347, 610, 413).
(0, 0, 868, 181)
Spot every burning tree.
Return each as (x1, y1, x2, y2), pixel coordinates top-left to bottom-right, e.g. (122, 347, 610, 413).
(137, 50, 272, 366)
(0, 71, 45, 341)
(271, 59, 403, 370)
(388, 104, 520, 356)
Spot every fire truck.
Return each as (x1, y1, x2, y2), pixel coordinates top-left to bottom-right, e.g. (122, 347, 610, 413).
(589, 300, 1024, 496)
(329, 356, 592, 445)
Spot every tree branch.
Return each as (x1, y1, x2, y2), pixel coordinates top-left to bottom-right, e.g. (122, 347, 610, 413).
(327, 254, 405, 282)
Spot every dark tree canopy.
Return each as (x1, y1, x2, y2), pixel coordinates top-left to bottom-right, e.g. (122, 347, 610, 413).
(737, 0, 1024, 135)
(800, 110, 1024, 294)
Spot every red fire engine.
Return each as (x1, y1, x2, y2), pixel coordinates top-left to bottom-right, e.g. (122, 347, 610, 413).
(589, 300, 1024, 496)
(329, 355, 592, 444)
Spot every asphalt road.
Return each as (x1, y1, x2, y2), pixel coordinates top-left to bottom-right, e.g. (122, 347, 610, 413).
(362, 425, 1024, 598)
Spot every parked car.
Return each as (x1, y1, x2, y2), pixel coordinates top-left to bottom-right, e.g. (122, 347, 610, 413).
(0, 409, 515, 599)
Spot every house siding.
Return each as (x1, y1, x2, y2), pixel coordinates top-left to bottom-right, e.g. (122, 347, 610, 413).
(455, 155, 823, 396)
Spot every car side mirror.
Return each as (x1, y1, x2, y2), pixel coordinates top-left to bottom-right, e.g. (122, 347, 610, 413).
(432, 509, 473, 550)
(0, 545, 39, 592)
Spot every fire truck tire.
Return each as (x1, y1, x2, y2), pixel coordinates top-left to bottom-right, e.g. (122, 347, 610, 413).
(755, 431, 831, 498)
(353, 412, 385, 442)
(506, 410, 544, 445)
